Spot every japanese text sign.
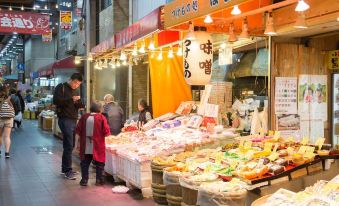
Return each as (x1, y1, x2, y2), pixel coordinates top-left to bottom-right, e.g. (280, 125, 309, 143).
(42, 29, 52, 43)
(0, 11, 50, 35)
(60, 11, 72, 30)
(328, 50, 339, 70)
(164, 0, 247, 28)
(183, 31, 213, 85)
(115, 6, 163, 49)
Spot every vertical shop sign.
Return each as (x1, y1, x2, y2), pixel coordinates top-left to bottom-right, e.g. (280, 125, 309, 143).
(60, 11, 72, 30)
(275, 77, 298, 114)
(328, 50, 339, 69)
(42, 29, 52, 42)
(183, 30, 213, 85)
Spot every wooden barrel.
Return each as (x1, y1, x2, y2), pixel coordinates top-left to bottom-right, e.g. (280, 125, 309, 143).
(152, 183, 167, 205)
(152, 192, 167, 205)
(166, 194, 181, 206)
(151, 161, 170, 184)
(181, 185, 198, 206)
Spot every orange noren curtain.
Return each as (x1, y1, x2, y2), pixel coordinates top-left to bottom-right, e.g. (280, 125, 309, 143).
(149, 55, 192, 118)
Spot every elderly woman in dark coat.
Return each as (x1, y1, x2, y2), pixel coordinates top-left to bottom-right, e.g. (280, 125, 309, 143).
(102, 94, 124, 135)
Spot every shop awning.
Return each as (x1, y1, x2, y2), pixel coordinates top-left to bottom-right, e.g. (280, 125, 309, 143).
(90, 35, 115, 57)
(3, 73, 18, 80)
(38, 63, 54, 77)
(37, 56, 78, 77)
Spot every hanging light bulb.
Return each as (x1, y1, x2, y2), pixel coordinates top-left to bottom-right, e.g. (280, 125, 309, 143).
(294, 12, 307, 29)
(122, 60, 127, 65)
(239, 18, 250, 39)
(132, 44, 138, 56)
(44, 4, 48, 10)
(157, 49, 163, 61)
(148, 38, 155, 50)
(9, 6, 12, 11)
(111, 60, 116, 69)
(228, 23, 237, 42)
(139, 41, 146, 53)
(264, 13, 277, 36)
(56, 4, 59, 9)
(150, 52, 155, 59)
(116, 61, 121, 67)
(21, 5, 24, 11)
(204, 15, 213, 24)
(168, 46, 174, 58)
(295, 0, 310, 12)
(120, 50, 127, 61)
(231, 5, 241, 15)
(185, 22, 196, 40)
(220, 42, 226, 49)
(177, 43, 183, 56)
(102, 59, 108, 68)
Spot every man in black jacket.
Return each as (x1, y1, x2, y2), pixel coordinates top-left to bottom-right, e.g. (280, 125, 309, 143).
(53, 73, 83, 180)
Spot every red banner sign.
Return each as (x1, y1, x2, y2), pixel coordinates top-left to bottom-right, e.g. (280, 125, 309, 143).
(0, 10, 50, 35)
(114, 6, 163, 49)
(91, 36, 115, 55)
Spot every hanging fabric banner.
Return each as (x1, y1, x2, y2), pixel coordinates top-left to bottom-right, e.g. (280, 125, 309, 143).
(42, 29, 52, 42)
(60, 11, 72, 30)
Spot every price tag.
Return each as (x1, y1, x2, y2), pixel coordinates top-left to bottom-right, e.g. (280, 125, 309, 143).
(264, 142, 273, 152)
(301, 137, 309, 145)
(298, 146, 307, 154)
(244, 141, 252, 149)
(287, 147, 294, 154)
(259, 128, 265, 136)
(215, 153, 223, 165)
(273, 131, 280, 141)
(306, 146, 315, 154)
(273, 144, 279, 153)
(287, 136, 294, 142)
(268, 130, 274, 136)
(315, 138, 325, 150)
(268, 152, 279, 161)
(239, 139, 245, 149)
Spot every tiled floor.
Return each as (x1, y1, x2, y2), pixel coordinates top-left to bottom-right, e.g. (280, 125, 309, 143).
(0, 120, 155, 206)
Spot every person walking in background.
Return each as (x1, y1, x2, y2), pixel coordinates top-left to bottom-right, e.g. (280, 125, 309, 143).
(102, 94, 124, 135)
(10, 89, 21, 129)
(15, 90, 25, 128)
(25, 89, 32, 103)
(0, 86, 15, 158)
(53, 73, 83, 180)
(137, 99, 152, 128)
(73, 101, 110, 186)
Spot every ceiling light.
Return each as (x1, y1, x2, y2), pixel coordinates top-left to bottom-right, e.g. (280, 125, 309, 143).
(204, 15, 213, 24)
(220, 42, 226, 49)
(120, 51, 127, 61)
(74, 56, 81, 64)
(294, 12, 307, 29)
(56, 4, 59, 9)
(264, 13, 277, 36)
(109, 59, 116, 68)
(116, 61, 121, 67)
(239, 18, 249, 39)
(139, 41, 145, 53)
(228, 23, 237, 42)
(150, 53, 155, 59)
(231, 5, 241, 15)
(185, 22, 196, 40)
(21, 5, 24, 11)
(132, 44, 138, 56)
(148, 40, 155, 50)
(9, 6, 12, 11)
(157, 50, 163, 61)
(168, 47, 174, 58)
(295, 0, 310, 12)
(122, 60, 127, 66)
(177, 44, 183, 56)
(44, 4, 48, 10)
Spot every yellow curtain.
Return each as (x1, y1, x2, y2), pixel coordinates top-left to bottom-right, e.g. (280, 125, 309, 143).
(149, 55, 192, 118)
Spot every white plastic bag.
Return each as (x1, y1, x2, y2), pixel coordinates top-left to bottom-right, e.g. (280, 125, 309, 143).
(14, 112, 22, 122)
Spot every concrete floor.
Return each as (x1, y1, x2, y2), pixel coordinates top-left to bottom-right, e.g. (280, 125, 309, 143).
(0, 120, 155, 206)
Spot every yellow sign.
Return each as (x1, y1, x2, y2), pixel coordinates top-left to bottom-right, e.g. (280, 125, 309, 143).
(268, 130, 274, 136)
(268, 152, 279, 161)
(164, 0, 247, 28)
(315, 138, 325, 150)
(273, 144, 279, 153)
(60, 11, 72, 30)
(305, 146, 315, 154)
(244, 141, 252, 149)
(264, 142, 273, 152)
(298, 146, 308, 154)
(301, 137, 309, 145)
(273, 131, 280, 141)
(328, 50, 339, 70)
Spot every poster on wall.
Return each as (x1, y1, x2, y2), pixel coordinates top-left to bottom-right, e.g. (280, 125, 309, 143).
(300, 119, 324, 143)
(276, 114, 300, 138)
(42, 29, 52, 42)
(298, 75, 327, 121)
(275, 77, 298, 114)
(328, 50, 339, 70)
(60, 11, 72, 30)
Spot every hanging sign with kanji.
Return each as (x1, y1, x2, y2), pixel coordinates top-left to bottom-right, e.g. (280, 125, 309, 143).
(42, 29, 52, 42)
(0, 10, 50, 35)
(183, 31, 213, 85)
(60, 11, 72, 30)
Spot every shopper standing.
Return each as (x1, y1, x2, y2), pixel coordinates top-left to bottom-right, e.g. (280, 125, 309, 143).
(10, 89, 21, 129)
(25, 90, 32, 103)
(15, 90, 25, 128)
(53, 73, 83, 180)
(137, 99, 152, 127)
(103, 94, 124, 135)
(73, 101, 110, 186)
(0, 86, 15, 158)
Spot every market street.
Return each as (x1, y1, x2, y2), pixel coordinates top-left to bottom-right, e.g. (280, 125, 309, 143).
(0, 121, 154, 206)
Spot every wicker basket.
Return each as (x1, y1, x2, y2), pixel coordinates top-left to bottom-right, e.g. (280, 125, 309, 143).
(181, 185, 198, 206)
(153, 191, 168, 205)
(167, 194, 182, 206)
(197, 188, 247, 206)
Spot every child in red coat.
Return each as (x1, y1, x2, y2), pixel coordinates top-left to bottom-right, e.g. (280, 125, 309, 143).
(74, 101, 110, 186)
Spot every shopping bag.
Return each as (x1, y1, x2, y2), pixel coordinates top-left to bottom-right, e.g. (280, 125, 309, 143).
(14, 112, 22, 122)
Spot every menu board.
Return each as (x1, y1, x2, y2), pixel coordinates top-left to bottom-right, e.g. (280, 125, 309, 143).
(275, 77, 298, 114)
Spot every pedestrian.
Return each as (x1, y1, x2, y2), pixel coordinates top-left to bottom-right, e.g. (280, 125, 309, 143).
(103, 94, 124, 135)
(25, 90, 32, 103)
(137, 99, 152, 127)
(73, 101, 110, 186)
(53, 73, 83, 180)
(0, 86, 15, 158)
(10, 89, 21, 129)
(16, 90, 25, 128)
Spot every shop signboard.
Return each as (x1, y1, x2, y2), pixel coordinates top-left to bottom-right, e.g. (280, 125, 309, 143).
(42, 29, 53, 43)
(58, 0, 74, 11)
(328, 50, 339, 70)
(0, 10, 50, 35)
(38, 68, 53, 77)
(183, 30, 213, 85)
(60, 11, 72, 30)
(16, 63, 25, 71)
(114, 6, 163, 49)
(91, 36, 115, 55)
(164, 0, 247, 28)
(275, 77, 298, 114)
